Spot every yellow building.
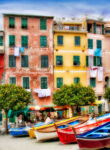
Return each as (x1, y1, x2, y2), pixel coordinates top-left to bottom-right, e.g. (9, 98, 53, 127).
(54, 18, 87, 89)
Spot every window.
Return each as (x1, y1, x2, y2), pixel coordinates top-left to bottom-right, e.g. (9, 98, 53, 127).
(74, 77, 80, 84)
(75, 36, 80, 46)
(93, 56, 102, 66)
(57, 36, 63, 45)
(41, 77, 48, 89)
(102, 25, 104, 34)
(88, 39, 93, 49)
(0, 36, 3, 46)
(23, 77, 29, 89)
(93, 23, 96, 34)
(56, 56, 63, 66)
(21, 36, 28, 47)
(9, 17, 15, 28)
(40, 36, 47, 47)
(21, 55, 28, 67)
(9, 55, 16, 67)
(9, 35, 15, 47)
(9, 77, 16, 85)
(90, 78, 96, 87)
(73, 56, 80, 66)
(86, 56, 89, 67)
(87, 24, 92, 33)
(21, 18, 28, 29)
(97, 40, 102, 49)
(57, 78, 63, 88)
(41, 55, 48, 68)
(40, 18, 47, 30)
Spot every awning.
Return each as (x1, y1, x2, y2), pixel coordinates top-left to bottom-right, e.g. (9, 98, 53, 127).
(94, 100, 105, 105)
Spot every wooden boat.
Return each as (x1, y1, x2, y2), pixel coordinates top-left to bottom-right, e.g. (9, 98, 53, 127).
(76, 121, 110, 149)
(56, 117, 110, 144)
(27, 116, 79, 138)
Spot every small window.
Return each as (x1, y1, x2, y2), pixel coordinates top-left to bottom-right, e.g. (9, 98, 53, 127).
(88, 39, 93, 49)
(21, 18, 28, 29)
(21, 55, 28, 67)
(57, 78, 63, 88)
(9, 17, 15, 28)
(75, 36, 80, 46)
(90, 78, 96, 87)
(23, 77, 29, 89)
(9, 35, 15, 47)
(41, 77, 48, 89)
(0, 36, 3, 46)
(74, 77, 80, 84)
(9, 55, 16, 67)
(9, 77, 16, 85)
(41, 55, 48, 68)
(73, 56, 80, 66)
(93, 56, 102, 66)
(40, 18, 47, 30)
(97, 40, 102, 49)
(21, 36, 28, 47)
(40, 36, 47, 47)
(57, 36, 63, 45)
(86, 56, 89, 67)
(56, 56, 63, 66)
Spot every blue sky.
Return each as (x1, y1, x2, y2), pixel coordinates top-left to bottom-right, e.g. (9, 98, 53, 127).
(0, 0, 110, 29)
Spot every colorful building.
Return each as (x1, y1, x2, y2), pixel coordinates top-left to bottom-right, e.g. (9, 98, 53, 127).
(3, 14, 54, 106)
(53, 18, 87, 89)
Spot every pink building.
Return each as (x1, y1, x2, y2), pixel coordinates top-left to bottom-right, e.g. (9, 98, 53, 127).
(3, 14, 54, 106)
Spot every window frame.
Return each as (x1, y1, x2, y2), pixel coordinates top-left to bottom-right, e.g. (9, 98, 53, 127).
(40, 77, 48, 89)
(22, 77, 30, 89)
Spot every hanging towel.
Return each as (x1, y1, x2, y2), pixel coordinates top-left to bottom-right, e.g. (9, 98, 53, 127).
(20, 47, 24, 53)
(65, 26, 69, 30)
(34, 89, 51, 97)
(14, 47, 20, 56)
(90, 68, 97, 77)
(88, 49, 94, 56)
(94, 48, 101, 56)
(98, 67, 103, 81)
(89, 56, 93, 67)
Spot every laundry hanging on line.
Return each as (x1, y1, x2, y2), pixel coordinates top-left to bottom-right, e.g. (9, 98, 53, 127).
(90, 67, 97, 77)
(20, 47, 24, 53)
(88, 49, 94, 56)
(14, 47, 20, 56)
(97, 67, 103, 81)
(94, 48, 101, 56)
(89, 56, 93, 67)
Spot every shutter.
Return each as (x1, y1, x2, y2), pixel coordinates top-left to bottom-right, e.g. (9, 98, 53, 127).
(21, 36, 28, 47)
(10, 77, 16, 85)
(0, 36, 3, 46)
(40, 18, 47, 30)
(23, 77, 29, 89)
(21, 55, 28, 67)
(56, 56, 63, 65)
(88, 39, 93, 49)
(97, 56, 102, 66)
(74, 77, 80, 84)
(57, 78, 63, 88)
(73, 56, 80, 65)
(9, 35, 15, 46)
(21, 18, 28, 29)
(9, 17, 15, 28)
(102, 25, 104, 35)
(75, 36, 80, 46)
(57, 36, 63, 45)
(97, 40, 102, 49)
(41, 77, 47, 89)
(9, 55, 16, 67)
(86, 56, 89, 66)
(93, 56, 97, 66)
(93, 23, 96, 34)
(40, 36, 47, 47)
(41, 55, 48, 67)
(90, 78, 96, 87)
(25, 56, 28, 67)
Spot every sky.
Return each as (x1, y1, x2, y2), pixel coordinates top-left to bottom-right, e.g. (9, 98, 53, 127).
(0, 0, 110, 29)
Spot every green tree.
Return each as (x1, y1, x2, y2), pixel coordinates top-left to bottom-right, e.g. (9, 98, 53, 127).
(0, 84, 31, 133)
(53, 84, 95, 116)
(104, 88, 110, 101)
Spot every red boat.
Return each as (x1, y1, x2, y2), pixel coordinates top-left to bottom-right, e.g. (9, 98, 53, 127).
(56, 117, 110, 144)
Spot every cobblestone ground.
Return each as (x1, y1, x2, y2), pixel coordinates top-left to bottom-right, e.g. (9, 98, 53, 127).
(0, 135, 79, 150)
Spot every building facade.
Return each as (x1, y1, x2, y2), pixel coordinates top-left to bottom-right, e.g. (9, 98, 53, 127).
(3, 14, 54, 106)
(53, 18, 87, 89)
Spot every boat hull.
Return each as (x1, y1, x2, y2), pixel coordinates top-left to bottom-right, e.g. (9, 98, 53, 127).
(9, 128, 28, 137)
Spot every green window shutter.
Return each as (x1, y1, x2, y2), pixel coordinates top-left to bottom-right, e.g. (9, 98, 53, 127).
(40, 36, 47, 47)
(9, 77, 16, 85)
(56, 56, 63, 66)
(21, 36, 28, 47)
(93, 23, 96, 34)
(75, 36, 80, 46)
(102, 25, 104, 35)
(88, 39, 93, 49)
(97, 56, 102, 66)
(9, 35, 15, 47)
(90, 78, 96, 87)
(41, 55, 48, 68)
(40, 18, 47, 30)
(86, 56, 89, 67)
(57, 36, 63, 45)
(57, 78, 63, 88)
(9, 55, 16, 67)
(23, 77, 29, 89)
(0, 36, 3, 46)
(93, 56, 97, 66)
(73, 56, 80, 66)
(97, 40, 102, 49)
(21, 18, 28, 29)
(21, 55, 28, 67)
(9, 17, 15, 28)
(41, 77, 48, 89)
(74, 77, 80, 84)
